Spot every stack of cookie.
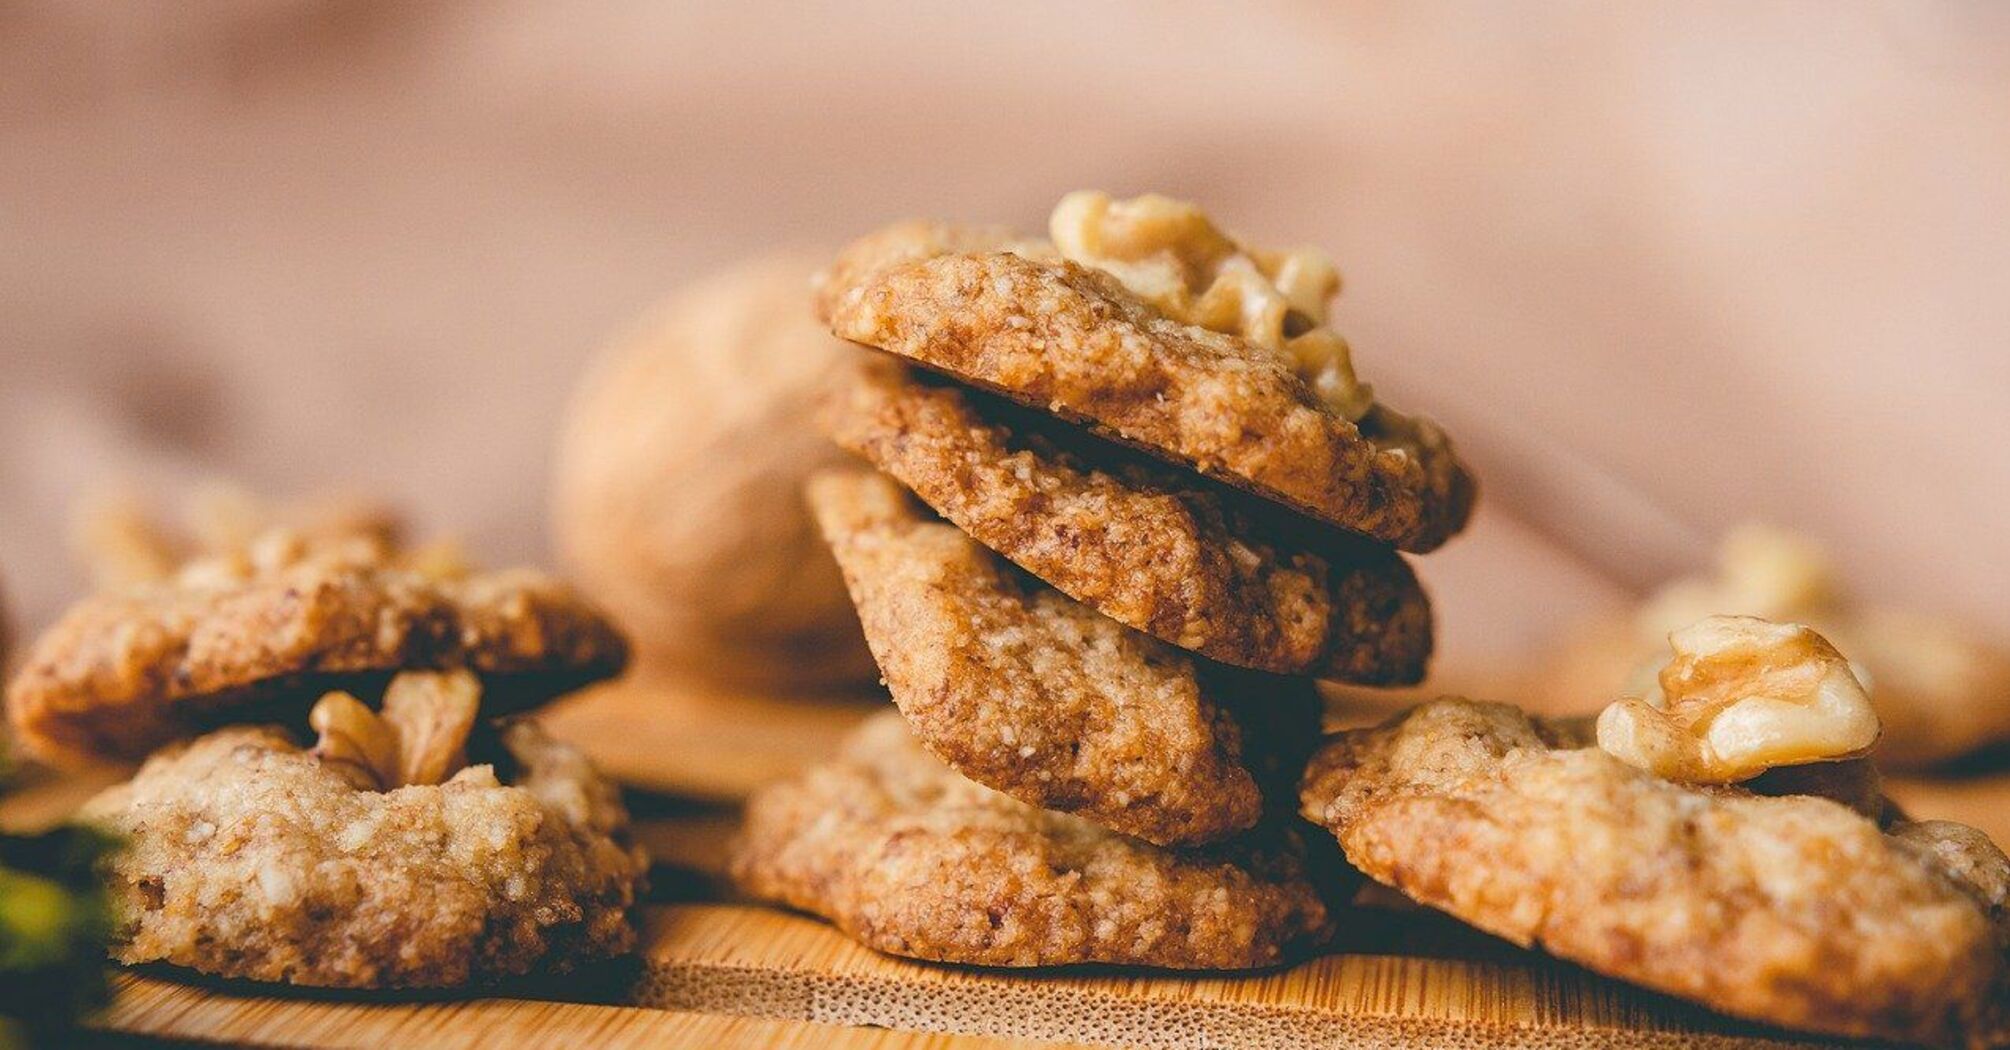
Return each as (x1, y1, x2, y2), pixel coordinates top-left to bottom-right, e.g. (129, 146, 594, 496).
(3, 495, 647, 989)
(730, 191, 1476, 969)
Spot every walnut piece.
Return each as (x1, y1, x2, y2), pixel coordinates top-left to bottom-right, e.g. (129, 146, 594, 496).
(1048, 190, 1374, 423)
(309, 671, 482, 790)
(309, 691, 401, 790)
(1597, 616, 1880, 784)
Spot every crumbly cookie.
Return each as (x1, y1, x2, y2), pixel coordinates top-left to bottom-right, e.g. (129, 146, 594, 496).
(730, 710, 1333, 969)
(6, 528, 628, 767)
(821, 356, 1431, 684)
(814, 206, 1475, 553)
(809, 471, 1315, 846)
(1300, 698, 2010, 1047)
(81, 717, 645, 988)
(551, 253, 877, 688)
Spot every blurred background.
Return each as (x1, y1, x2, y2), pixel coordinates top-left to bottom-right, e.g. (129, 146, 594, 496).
(4, 0, 2008, 694)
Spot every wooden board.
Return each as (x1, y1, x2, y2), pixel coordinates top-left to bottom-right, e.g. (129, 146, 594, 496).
(97, 971, 1078, 1050)
(21, 682, 2010, 1049)
(536, 674, 879, 800)
(629, 904, 1827, 1050)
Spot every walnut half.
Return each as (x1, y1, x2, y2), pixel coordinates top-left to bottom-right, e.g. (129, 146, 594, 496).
(1048, 190, 1374, 423)
(1596, 615, 1880, 784)
(309, 671, 482, 790)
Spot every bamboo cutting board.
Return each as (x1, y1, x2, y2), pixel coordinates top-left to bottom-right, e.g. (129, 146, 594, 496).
(6, 675, 2002, 1048)
(628, 903, 1834, 1050)
(88, 901, 1836, 1050)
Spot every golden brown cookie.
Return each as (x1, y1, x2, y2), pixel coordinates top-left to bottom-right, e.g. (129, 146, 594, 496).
(821, 357, 1431, 684)
(814, 199, 1476, 553)
(1300, 698, 2010, 1047)
(809, 471, 1314, 846)
(6, 526, 627, 767)
(81, 713, 645, 988)
(730, 710, 1333, 969)
(552, 253, 876, 688)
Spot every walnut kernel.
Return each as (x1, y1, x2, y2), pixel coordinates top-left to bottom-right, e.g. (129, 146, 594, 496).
(1596, 615, 1879, 783)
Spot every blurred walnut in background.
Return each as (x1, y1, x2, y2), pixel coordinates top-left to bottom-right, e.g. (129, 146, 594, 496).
(552, 255, 875, 690)
(1538, 525, 2010, 770)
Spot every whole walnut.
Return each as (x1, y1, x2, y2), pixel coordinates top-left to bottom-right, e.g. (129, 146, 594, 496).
(552, 254, 874, 689)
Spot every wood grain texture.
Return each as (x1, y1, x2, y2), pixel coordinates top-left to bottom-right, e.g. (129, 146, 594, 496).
(536, 674, 879, 800)
(27, 683, 2010, 1049)
(631, 904, 1831, 1050)
(95, 971, 1074, 1049)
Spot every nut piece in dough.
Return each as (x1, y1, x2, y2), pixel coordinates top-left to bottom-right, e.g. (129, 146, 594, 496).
(814, 198, 1476, 553)
(731, 710, 1334, 970)
(81, 719, 645, 988)
(807, 470, 1310, 846)
(1596, 615, 1879, 784)
(1540, 523, 2010, 767)
(552, 253, 875, 688)
(1301, 697, 2010, 1047)
(309, 670, 481, 790)
(820, 356, 1431, 683)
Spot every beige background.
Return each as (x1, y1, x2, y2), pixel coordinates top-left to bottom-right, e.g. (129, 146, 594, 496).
(4, 1, 2007, 687)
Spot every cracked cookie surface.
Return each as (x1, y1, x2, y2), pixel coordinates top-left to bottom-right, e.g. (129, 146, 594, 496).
(7, 528, 627, 767)
(809, 471, 1319, 846)
(730, 710, 1332, 969)
(815, 218, 1474, 552)
(81, 720, 645, 988)
(1300, 698, 2010, 1048)
(822, 356, 1430, 684)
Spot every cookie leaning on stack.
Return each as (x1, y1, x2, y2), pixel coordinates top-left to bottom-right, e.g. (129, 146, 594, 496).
(730, 191, 1477, 969)
(3, 495, 647, 989)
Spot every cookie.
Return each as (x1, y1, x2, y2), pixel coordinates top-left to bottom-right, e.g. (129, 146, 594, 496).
(814, 196, 1476, 552)
(730, 710, 1333, 969)
(551, 253, 877, 688)
(821, 356, 1431, 684)
(809, 470, 1313, 846)
(81, 708, 645, 988)
(1300, 698, 2010, 1047)
(6, 524, 628, 767)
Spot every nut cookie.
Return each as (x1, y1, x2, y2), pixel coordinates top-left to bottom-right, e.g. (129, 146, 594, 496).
(81, 712, 645, 988)
(730, 710, 1333, 969)
(822, 356, 1431, 684)
(7, 524, 627, 767)
(1300, 698, 2010, 1047)
(808, 471, 1312, 846)
(814, 195, 1476, 552)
